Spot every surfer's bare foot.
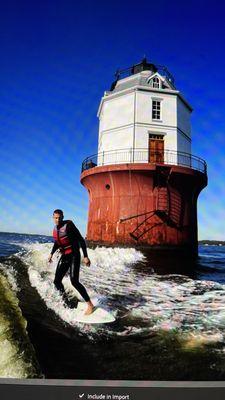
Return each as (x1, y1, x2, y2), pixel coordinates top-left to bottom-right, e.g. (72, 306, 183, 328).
(84, 301, 94, 315)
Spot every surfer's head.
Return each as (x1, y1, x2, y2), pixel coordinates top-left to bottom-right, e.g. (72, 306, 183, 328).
(53, 209, 64, 226)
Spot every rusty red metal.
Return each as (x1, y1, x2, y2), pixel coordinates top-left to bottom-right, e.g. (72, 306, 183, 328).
(80, 163, 207, 254)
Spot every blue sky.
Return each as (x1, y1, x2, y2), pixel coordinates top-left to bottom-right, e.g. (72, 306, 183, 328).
(0, 0, 225, 239)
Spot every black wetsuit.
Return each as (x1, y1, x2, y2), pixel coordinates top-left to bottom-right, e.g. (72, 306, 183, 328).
(51, 220, 90, 302)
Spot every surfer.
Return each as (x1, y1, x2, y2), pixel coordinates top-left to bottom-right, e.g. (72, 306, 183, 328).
(48, 209, 94, 315)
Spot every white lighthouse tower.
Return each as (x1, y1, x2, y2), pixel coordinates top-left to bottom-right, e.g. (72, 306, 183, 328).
(97, 57, 192, 167)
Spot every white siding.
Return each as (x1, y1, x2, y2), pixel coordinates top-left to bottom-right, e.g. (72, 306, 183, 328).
(177, 97, 191, 138)
(136, 91, 177, 127)
(97, 84, 192, 167)
(100, 126, 133, 151)
(100, 92, 134, 132)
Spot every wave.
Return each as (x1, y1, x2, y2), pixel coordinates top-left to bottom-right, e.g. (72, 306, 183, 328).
(17, 242, 145, 337)
(2, 240, 225, 351)
(0, 271, 43, 378)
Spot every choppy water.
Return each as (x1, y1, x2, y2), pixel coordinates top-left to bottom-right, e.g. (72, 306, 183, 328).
(1, 231, 225, 380)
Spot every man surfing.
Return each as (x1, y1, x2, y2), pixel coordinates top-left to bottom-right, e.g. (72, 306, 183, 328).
(48, 209, 94, 315)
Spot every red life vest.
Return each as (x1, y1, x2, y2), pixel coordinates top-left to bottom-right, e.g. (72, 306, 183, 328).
(52, 220, 73, 255)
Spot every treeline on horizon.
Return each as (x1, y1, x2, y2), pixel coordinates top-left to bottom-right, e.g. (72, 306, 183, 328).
(199, 240, 225, 246)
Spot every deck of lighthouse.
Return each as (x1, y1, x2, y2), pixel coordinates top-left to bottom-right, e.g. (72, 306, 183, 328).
(80, 159, 207, 254)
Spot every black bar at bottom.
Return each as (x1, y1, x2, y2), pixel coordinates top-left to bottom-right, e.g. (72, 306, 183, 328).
(1, 385, 225, 400)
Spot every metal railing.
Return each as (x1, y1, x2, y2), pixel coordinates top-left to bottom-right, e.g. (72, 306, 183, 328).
(81, 148, 207, 174)
(114, 63, 175, 86)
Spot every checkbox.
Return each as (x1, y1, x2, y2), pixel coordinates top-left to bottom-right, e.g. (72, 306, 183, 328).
(79, 394, 85, 399)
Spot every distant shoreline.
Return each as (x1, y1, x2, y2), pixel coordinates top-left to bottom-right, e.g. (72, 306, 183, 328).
(0, 231, 51, 238)
(199, 240, 225, 246)
(0, 232, 224, 246)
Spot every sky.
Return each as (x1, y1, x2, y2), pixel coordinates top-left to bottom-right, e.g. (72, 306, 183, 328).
(0, 0, 225, 239)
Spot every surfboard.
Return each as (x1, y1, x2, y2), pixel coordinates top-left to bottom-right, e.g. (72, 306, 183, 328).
(73, 301, 116, 324)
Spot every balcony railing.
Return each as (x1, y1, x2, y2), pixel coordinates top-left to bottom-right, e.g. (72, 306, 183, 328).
(81, 148, 207, 174)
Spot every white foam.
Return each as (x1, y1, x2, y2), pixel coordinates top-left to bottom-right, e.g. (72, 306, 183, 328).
(0, 273, 41, 378)
(15, 241, 225, 344)
(19, 242, 145, 334)
(0, 263, 19, 293)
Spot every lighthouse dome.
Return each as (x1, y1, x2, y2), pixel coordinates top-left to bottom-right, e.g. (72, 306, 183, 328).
(109, 58, 176, 93)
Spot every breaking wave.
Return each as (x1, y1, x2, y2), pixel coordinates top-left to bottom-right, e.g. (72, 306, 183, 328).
(11, 240, 225, 349)
(0, 271, 42, 378)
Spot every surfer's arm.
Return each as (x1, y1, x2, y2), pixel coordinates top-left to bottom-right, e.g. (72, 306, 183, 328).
(50, 241, 60, 255)
(78, 236, 88, 258)
(68, 222, 88, 258)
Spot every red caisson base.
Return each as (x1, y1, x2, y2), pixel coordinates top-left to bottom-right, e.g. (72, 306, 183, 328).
(80, 163, 207, 256)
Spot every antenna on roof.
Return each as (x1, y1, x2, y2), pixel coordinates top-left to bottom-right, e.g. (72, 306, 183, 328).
(142, 55, 147, 63)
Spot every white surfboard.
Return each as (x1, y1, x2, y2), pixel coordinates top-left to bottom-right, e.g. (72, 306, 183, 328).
(73, 302, 116, 324)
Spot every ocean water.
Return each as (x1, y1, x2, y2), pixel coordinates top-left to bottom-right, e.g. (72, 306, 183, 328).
(1, 231, 225, 380)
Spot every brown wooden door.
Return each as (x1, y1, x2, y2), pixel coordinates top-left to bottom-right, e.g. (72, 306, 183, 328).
(149, 137, 164, 163)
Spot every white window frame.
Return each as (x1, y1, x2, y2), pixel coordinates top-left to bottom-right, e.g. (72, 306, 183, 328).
(153, 77, 160, 88)
(148, 75, 161, 89)
(152, 98, 163, 121)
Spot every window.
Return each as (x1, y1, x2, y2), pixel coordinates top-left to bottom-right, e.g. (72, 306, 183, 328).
(152, 100, 161, 120)
(153, 77, 160, 88)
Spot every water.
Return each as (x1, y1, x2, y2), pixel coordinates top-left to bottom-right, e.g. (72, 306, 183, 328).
(1, 231, 225, 380)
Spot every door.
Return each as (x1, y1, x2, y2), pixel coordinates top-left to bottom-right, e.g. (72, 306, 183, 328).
(149, 135, 164, 163)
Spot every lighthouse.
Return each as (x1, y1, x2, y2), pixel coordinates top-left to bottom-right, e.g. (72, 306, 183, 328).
(80, 58, 207, 256)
